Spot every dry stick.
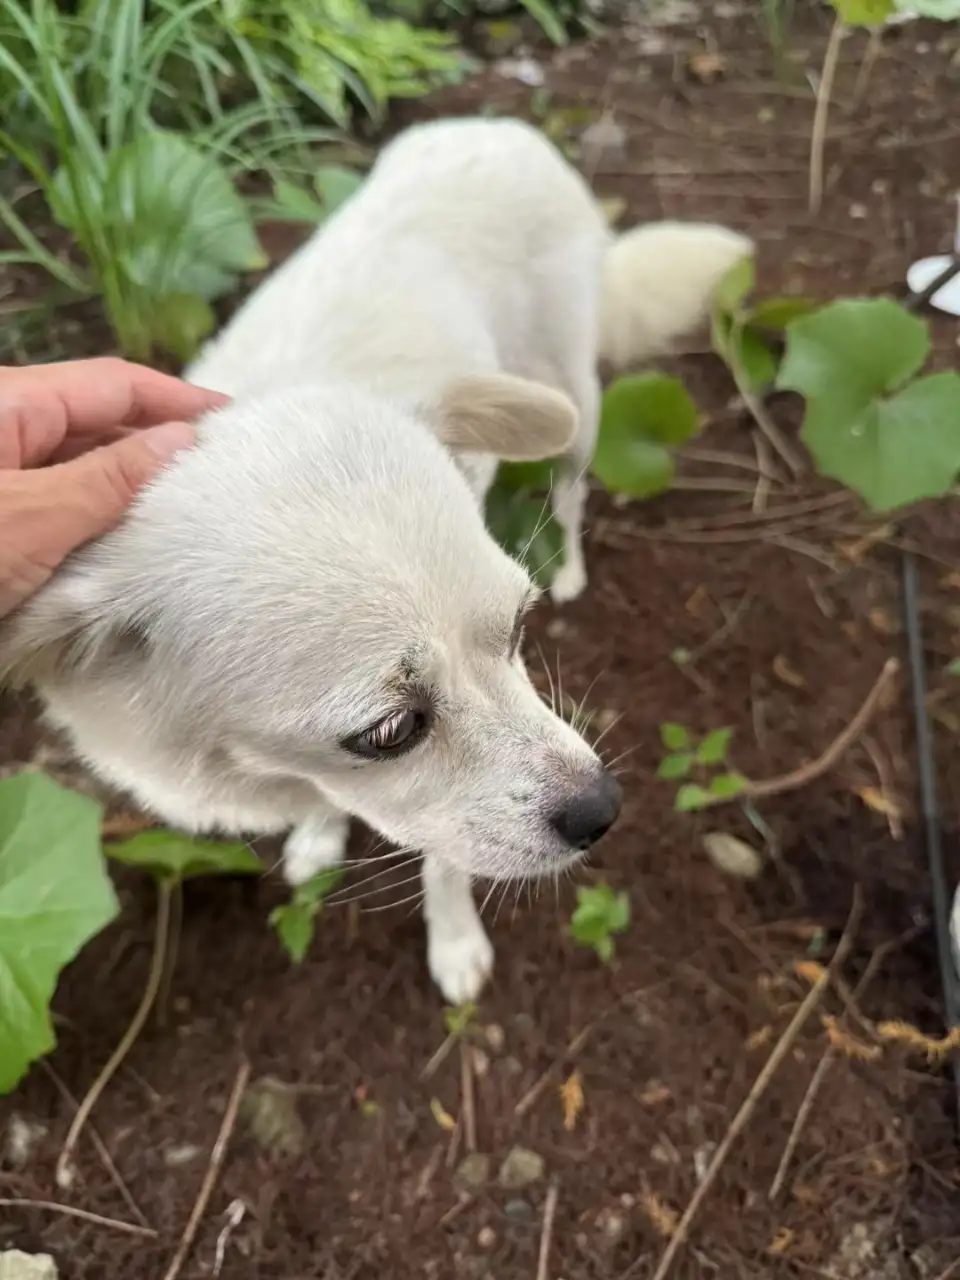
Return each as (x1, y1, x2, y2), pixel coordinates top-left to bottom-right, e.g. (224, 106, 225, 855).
(40, 1060, 150, 1228)
(769, 924, 922, 1201)
(460, 1040, 478, 1155)
(514, 1024, 594, 1119)
(737, 374, 805, 478)
(56, 877, 173, 1189)
(0, 1198, 156, 1238)
(161, 1058, 251, 1280)
(635, 890, 863, 1280)
(745, 658, 899, 802)
(809, 14, 847, 215)
(852, 25, 883, 108)
(535, 1178, 560, 1280)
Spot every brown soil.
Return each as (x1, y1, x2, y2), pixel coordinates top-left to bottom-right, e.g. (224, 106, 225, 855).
(4, 6, 960, 1279)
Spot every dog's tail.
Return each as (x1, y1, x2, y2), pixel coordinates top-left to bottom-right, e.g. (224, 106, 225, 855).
(598, 221, 753, 369)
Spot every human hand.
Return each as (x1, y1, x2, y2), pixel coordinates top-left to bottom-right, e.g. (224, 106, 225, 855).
(0, 357, 227, 616)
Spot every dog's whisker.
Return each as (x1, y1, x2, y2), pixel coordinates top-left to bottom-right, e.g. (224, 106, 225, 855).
(325, 858, 422, 906)
(591, 712, 624, 753)
(535, 641, 558, 716)
(365, 888, 426, 915)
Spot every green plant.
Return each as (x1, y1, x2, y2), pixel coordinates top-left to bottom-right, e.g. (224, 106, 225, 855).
(270, 866, 347, 962)
(486, 372, 701, 583)
(0, 0, 282, 359)
(0, 773, 119, 1093)
(569, 882, 629, 963)
(759, 0, 795, 79)
(777, 298, 960, 511)
(657, 724, 748, 813)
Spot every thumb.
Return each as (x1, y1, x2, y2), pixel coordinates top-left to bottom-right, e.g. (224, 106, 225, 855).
(46, 421, 196, 554)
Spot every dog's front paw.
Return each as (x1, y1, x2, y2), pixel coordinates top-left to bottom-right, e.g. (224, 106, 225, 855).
(428, 925, 494, 1004)
(550, 558, 587, 605)
(282, 818, 347, 886)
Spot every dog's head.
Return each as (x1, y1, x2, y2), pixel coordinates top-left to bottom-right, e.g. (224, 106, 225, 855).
(0, 374, 621, 879)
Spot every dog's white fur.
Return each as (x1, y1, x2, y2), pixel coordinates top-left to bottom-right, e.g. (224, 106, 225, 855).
(1, 119, 751, 1002)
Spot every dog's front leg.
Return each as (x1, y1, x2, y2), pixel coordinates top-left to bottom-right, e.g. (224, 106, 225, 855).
(282, 802, 349, 886)
(421, 856, 494, 1004)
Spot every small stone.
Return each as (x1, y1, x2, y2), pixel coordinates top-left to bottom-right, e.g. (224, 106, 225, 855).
(3, 1115, 48, 1170)
(163, 1143, 202, 1167)
(498, 1146, 544, 1190)
(0, 1253, 58, 1280)
(455, 1152, 491, 1193)
(477, 1226, 497, 1249)
(493, 56, 544, 87)
(504, 1197, 534, 1221)
(484, 1023, 505, 1052)
(596, 1206, 626, 1243)
(702, 832, 763, 881)
(849, 203, 868, 220)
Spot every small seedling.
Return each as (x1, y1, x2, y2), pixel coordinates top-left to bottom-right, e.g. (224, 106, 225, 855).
(444, 1001, 479, 1039)
(711, 256, 817, 397)
(270, 867, 347, 963)
(569, 883, 630, 963)
(657, 723, 748, 812)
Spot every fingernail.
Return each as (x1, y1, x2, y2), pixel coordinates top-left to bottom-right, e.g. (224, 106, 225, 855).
(143, 421, 197, 460)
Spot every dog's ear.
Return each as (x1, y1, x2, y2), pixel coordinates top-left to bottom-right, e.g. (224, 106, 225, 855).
(429, 374, 578, 461)
(0, 565, 146, 689)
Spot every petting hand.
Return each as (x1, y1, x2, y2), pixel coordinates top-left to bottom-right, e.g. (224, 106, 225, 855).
(0, 357, 226, 617)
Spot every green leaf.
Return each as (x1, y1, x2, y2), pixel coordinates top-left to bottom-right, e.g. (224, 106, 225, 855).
(802, 372, 960, 511)
(570, 883, 630, 962)
(830, 0, 896, 22)
(736, 328, 780, 392)
(314, 164, 364, 213)
(272, 179, 325, 223)
(675, 783, 713, 812)
(660, 722, 691, 751)
(713, 255, 756, 316)
(107, 831, 262, 882)
(496, 458, 560, 492)
(593, 438, 674, 498)
(60, 130, 267, 303)
(600, 372, 700, 448)
(748, 297, 819, 331)
(778, 298, 930, 405)
(270, 867, 346, 964)
(149, 293, 216, 362)
(778, 299, 960, 510)
(485, 484, 564, 587)
(696, 728, 733, 766)
(657, 752, 693, 780)
(708, 772, 749, 799)
(946, 658, 960, 676)
(0, 774, 119, 1093)
(443, 1001, 478, 1036)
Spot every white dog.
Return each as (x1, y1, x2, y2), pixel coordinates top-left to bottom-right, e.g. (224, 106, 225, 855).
(0, 119, 750, 1002)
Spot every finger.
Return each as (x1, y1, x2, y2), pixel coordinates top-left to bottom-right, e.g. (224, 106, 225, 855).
(0, 358, 226, 465)
(35, 421, 196, 562)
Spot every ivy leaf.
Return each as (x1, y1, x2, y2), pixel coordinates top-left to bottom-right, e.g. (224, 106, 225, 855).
(778, 299, 960, 510)
(713, 256, 756, 315)
(270, 867, 346, 964)
(107, 831, 262, 882)
(696, 728, 733, 766)
(660, 723, 691, 751)
(0, 774, 120, 1093)
(801, 372, 960, 511)
(657, 752, 693, 780)
(708, 772, 749, 799)
(675, 783, 713, 812)
(593, 374, 699, 498)
(748, 297, 819, 331)
(778, 298, 929, 404)
(829, 0, 896, 21)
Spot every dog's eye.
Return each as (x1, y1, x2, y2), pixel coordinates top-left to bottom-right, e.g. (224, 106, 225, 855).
(346, 709, 427, 760)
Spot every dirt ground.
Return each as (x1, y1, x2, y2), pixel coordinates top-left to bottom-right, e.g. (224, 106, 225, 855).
(3, 5, 960, 1278)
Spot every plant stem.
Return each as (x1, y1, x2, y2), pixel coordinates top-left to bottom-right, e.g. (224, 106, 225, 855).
(809, 13, 846, 215)
(56, 876, 174, 1188)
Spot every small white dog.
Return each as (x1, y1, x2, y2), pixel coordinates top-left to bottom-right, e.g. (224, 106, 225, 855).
(1, 119, 750, 1002)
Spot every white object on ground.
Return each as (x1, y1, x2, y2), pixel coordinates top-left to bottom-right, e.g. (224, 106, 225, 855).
(906, 256, 960, 316)
(0, 1253, 58, 1280)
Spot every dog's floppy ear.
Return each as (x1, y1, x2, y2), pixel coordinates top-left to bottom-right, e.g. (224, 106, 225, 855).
(0, 566, 145, 689)
(429, 374, 578, 461)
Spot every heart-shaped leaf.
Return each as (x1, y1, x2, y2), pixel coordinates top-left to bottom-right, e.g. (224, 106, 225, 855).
(270, 867, 347, 963)
(0, 774, 119, 1093)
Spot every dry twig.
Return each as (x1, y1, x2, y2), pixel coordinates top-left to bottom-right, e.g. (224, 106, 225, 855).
(514, 1024, 593, 1118)
(0, 1198, 156, 1238)
(535, 1178, 560, 1280)
(625, 890, 862, 1280)
(161, 1057, 251, 1280)
(460, 1041, 478, 1154)
(809, 15, 847, 214)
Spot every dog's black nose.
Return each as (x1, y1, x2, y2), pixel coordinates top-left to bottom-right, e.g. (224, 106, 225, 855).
(549, 770, 622, 851)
